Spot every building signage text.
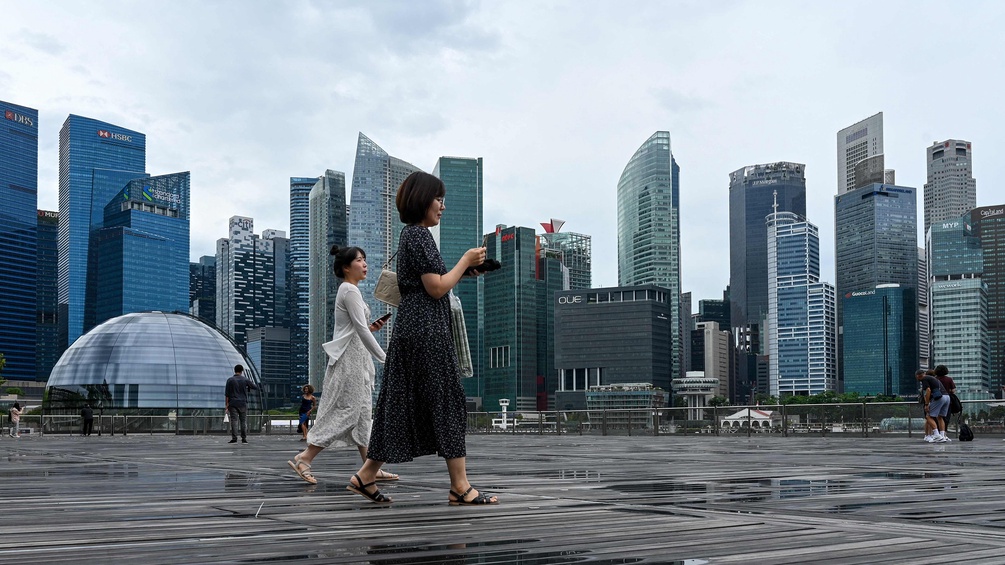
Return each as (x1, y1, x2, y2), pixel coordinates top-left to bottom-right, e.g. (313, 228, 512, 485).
(980, 207, 1004, 219)
(558, 295, 583, 305)
(97, 129, 132, 142)
(5, 109, 34, 127)
(501, 232, 515, 242)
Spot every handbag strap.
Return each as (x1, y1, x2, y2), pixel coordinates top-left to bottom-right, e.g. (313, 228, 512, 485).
(382, 250, 398, 270)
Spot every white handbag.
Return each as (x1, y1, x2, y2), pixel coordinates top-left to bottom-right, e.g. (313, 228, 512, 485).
(374, 251, 400, 307)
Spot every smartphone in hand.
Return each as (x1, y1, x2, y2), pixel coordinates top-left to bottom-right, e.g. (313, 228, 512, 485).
(371, 312, 392, 326)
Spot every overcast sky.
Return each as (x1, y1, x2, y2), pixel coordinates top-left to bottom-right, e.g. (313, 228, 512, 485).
(4, 1, 1002, 303)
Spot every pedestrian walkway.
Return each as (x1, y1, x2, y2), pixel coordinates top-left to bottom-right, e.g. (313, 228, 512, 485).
(1, 434, 1003, 563)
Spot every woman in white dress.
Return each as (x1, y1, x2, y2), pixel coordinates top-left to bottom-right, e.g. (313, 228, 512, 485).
(288, 246, 398, 484)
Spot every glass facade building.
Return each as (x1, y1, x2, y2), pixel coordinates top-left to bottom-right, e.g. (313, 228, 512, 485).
(247, 327, 291, 410)
(842, 285, 918, 396)
(46, 312, 262, 414)
(617, 131, 681, 384)
(189, 256, 217, 325)
(307, 171, 347, 392)
(37, 210, 60, 382)
(347, 133, 421, 353)
(93, 173, 190, 325)
(928, 217, 991, 399)
(58, 115, 146, 347)
(539, 220, 592, 290)
(766, 212, 837, 396)
(728, 162, 806, 401)
(835, 183, 918, 386)
(1, 100, 39, 380)
(553, 286, 673, 410)
(837, 112, 883, 195)
(433, 157, 484, 397)
(969, 205, 1005, 397)
(288, 175, 320, 392)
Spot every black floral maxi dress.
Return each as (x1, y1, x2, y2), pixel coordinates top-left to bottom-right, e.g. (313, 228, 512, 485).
(367, 224, 468, 463)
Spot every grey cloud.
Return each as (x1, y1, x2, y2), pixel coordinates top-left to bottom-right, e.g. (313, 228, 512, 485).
(15, 30, 68, 56)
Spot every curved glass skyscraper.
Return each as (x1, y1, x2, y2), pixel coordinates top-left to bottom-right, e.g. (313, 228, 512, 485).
(617, 131, 681, 380)
(347, 133, 421, 351)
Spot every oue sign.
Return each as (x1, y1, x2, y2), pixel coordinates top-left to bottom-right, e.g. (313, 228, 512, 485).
(558, 295, 582, 305)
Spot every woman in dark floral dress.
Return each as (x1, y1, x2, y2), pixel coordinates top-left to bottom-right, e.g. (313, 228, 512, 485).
(347, 171, 498, 506)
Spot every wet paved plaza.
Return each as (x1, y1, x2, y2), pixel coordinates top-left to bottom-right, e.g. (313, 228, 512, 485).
(2, 433, 1005, 563)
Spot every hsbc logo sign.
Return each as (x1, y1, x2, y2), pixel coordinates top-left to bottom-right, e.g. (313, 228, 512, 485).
(97, 129, 132, 142)
(5, 109, 34, 127)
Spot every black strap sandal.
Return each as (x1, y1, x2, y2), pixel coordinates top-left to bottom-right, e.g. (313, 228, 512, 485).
(448, 486, 498, 505)
(346, 473, 392, 503)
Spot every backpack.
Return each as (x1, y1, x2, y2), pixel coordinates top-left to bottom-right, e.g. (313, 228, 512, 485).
(949, 393, 963, 414)
(958, 415, 974, 441)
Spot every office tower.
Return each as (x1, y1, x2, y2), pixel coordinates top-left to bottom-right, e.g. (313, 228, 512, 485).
(537, 242, 569, 409)
(554, 285, 673, 411)
(728, 162, 806, 402)
(928, 216, 991, 399)
(482, 225, 541, 412)
(842, 284, 918, 396)
(0, 101, 39, 380)
(917, 248, 929, 369)
(347, 133, 421, 351)
(697, 294, 731, 328)
(434, 157, 484, 398)
(968, 206, 1005, 397)
(189, 256, 217, 325)
(288, 176, 320, 390)
(36, 210, 59, 382)
(307, 171, 348, 392)
(58, 115, 146, 346)
(690, 321, 731, 398)
(835, 182, 918, 388)
(924, 140, 977, 236)
(617, 131, 682, 382)
(539, 219, 592, 290)
(837, 112, 883, 195)
(681, 292, 693, 373)
(766, 211, 837, 396)
(93, 173, 190, 325)
(247, 327, 291, 410)
(216, 217, 287, 347)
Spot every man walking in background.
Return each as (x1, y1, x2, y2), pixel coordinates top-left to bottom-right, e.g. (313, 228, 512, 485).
(81, 404, 94, 436)
(225, 365, 257, 444)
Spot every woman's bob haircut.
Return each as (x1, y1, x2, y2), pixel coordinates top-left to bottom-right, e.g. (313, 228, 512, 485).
(396, 171, 445, 225)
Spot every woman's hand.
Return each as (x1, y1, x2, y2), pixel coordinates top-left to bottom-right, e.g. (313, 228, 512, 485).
(369, 318, 387, 332)
(463, 247, 487, 268)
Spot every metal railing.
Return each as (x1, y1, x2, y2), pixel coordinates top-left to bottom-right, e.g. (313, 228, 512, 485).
(5, 400, 1003, 437)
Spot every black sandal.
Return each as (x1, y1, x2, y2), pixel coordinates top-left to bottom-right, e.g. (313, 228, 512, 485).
(448, 486, 498, 505)
(346, 473, 392, 503)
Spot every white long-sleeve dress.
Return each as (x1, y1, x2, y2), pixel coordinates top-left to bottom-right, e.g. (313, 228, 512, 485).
(307, 283, 387, 449)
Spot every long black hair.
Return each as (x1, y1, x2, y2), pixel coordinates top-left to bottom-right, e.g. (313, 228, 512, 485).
(331, 245, 366, 278)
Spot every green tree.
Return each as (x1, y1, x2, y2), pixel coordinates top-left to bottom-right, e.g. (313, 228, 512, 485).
(708, 396, 730, 407)
(0, 352, 6, 389)
(5, 387, 23, 397)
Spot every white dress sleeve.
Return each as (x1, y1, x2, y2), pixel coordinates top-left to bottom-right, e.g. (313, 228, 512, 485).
(343, 286, 387, 364)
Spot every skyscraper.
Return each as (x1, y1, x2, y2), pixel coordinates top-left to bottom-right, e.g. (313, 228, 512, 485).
(837, 112, 883, 195)
(539, 219, 592, 290)
(247, 327, 291, 410)
(189, 256, 216, 325)
(617, 131, 681, 381)
(288, 175, 320, 389)
(924, 140, 977, 237)
(307, 170, 348, 392)
(835, 182, 918, 386)
(968, 205, 1005, 397)
(766, 211, 837, 396)
(842, 284, 918, 396)
(58, 115, 146, 347)
(728, 162, 806, 401)
(433, 157, 484, 397)
(347, 133, 421, 350)
(93, 173, 190, 325)
(928, 216, 991, 400)
(36, 210, 60, 382)
(0, 100, 38, 380)
(216, 217, 287, 347)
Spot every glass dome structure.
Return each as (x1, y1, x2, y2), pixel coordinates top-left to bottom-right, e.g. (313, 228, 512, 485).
(46, 312, 263, 414)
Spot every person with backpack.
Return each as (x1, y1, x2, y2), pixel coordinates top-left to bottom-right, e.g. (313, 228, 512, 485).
(917, 369, 949, 443)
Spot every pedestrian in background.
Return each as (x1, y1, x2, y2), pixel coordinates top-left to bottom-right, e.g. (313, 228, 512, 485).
(81, 403, 94, 436)
(297, 385, 316, 442)
(934, 365, 958, 440)
(9, 402, 22, 438)
(347, 171, 497, 506)
(225, 364, 257, 444)
(917, 369, 949, 443)
(289, 246, 397, 485)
